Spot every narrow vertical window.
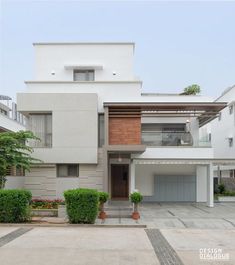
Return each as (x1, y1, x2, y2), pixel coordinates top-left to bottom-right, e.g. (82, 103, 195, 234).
(98, 114, 105, 147)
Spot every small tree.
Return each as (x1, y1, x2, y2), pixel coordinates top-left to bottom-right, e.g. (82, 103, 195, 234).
(0, 131, 41, 189)
(181, 84, 201, 95)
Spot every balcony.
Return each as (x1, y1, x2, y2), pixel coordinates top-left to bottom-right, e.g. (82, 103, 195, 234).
(142, 131, 193, 146)
(142, 131, 211, 147)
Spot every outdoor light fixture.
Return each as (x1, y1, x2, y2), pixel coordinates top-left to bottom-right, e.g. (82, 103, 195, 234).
(118, 153, 122, 162)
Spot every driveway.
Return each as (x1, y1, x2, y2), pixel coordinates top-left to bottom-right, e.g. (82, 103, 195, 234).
(139, 202, 235, 229)
(0, 203, 235, 265)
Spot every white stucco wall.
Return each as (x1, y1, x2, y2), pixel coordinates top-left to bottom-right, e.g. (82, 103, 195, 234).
(132, 147, 214, 160)
(34, 43, 136, 81)
(17, 93, 98, 163)
(196, 165, 207, 202)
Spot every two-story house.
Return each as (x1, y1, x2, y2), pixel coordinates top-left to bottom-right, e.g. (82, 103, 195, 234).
(16, 42, 226, 207)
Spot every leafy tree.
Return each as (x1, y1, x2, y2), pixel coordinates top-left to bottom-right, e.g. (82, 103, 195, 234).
(182, 84, 201, 95)
(0, 131, 41, 189)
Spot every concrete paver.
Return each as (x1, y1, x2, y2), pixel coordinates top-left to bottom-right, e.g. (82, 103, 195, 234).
(0, 227, 160, 265)
(161, 229, 235, 265)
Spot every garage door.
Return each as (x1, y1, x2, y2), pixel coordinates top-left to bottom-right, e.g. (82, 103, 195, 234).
(155, 175, 196, 202)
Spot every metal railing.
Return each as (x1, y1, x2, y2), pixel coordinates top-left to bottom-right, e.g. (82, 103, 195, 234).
(141, 131, 194, 146)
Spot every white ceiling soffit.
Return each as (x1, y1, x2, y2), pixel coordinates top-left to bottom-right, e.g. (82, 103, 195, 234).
(64, 64, 103, 70)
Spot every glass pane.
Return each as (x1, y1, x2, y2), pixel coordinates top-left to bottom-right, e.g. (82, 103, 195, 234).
(98, 114, 104, 147)
(74, 71, 87, 81)
(68, 165, 78, 177)
(58, 165, 67, 177)
(87, 71, 94, 81)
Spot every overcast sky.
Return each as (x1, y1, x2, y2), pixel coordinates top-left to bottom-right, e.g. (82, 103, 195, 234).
(1, 0, 235, 101)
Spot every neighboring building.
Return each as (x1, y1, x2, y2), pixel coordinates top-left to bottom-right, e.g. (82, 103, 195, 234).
(210, 85, 235, 182)
(0, 95, 25, 132)
(0, 95, 26, 188)
(16, 42, 227, 207)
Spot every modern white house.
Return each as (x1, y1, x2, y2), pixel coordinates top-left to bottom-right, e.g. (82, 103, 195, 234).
(14, 42, 228, 207)
(209, 85, 235, 186)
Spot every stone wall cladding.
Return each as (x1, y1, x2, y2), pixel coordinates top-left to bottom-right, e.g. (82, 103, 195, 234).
(109, 117, 141, 145)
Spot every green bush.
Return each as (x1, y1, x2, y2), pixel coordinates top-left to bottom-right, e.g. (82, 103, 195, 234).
(130, 192, 143, 204)
(221, 191, 235, 196)
(64, 188, 99, 224)
(218, 183, 226, 194)
(0, 189, 32, 223)
(98, 192, 109, 204)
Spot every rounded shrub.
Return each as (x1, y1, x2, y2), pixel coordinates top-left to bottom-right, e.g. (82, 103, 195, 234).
(130, 192, 143, 204)
(64, 188, 99, 224)
(98, 192, 109, 204)
(0, 189, 32, 223)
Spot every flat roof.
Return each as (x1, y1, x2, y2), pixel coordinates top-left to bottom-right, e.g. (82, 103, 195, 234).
(33, 42, 135, 46)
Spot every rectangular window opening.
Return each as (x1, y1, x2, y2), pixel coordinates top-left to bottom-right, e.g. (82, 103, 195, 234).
(57, 164, 79, 177)
(73, 70, 95, 81)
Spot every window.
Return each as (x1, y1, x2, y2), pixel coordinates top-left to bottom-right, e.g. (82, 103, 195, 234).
(230, 170, 235, 178)
(218, 112, 222, 121)
(229, 137, 233, 147)
(73, 70, 94, 81)
(28, 114, 52, 147)
(98, 114, 104, 147)
(229, 105, 233, 115)
(57, 164, 79, 177)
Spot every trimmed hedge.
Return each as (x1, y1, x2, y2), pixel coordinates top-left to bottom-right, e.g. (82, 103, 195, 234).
(0, 189, 32, 223)
(64, 188, 99, 224)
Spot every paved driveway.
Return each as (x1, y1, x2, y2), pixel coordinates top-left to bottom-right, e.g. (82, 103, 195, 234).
(1, 203, 235, 265)
(0, 227, 160, 265)
(139, 202, 235, 229)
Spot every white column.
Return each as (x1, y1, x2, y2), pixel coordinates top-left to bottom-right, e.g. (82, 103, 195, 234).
(207, 163, 214, 207)
(130, 160, 136, 193)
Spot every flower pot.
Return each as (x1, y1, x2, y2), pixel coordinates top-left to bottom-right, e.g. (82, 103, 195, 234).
(98, 211, 107, 219)
(132, 211, 140, 220)
(98, 202, 107, 219)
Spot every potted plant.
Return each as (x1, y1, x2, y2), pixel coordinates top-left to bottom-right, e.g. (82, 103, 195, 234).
(130, 191, 143, 220)
(98, 192, 109, 219)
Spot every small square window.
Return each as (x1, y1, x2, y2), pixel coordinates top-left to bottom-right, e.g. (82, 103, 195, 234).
(57, 164, 79, 177)
(229, 105, 233, 115)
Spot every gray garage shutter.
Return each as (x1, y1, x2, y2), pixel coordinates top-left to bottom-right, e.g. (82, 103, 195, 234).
(154, 175, 196, 202)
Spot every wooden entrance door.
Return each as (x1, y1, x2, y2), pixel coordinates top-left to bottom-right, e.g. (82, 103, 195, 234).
(111, 164, 129, 199)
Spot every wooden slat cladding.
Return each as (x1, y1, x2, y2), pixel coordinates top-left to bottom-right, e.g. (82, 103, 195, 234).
(109, 107, 141, 118)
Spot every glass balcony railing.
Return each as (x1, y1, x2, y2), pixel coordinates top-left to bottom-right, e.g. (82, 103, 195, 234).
(141, 131, 194, 146)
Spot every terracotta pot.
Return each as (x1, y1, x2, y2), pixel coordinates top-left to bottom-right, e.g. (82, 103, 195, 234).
(132, 211, 140, 220)
(98, 211, 107, 220)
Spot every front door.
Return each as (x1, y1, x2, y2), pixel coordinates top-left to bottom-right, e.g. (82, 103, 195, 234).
(111, 164, 129, 199)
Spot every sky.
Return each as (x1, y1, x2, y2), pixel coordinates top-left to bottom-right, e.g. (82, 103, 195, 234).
(0, 0, 235, 101)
